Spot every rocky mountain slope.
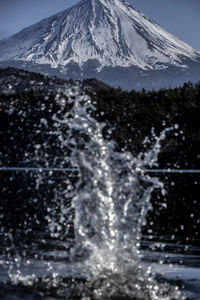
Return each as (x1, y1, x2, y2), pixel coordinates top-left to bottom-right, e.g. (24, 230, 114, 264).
(0, 0, 200, 90)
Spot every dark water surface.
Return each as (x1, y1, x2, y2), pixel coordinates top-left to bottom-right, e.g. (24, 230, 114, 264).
(0, 233, 200, 300)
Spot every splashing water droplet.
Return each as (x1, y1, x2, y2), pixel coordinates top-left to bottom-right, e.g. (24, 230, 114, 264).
(50, 87, 185, 299)
(2, 84, 187, 300)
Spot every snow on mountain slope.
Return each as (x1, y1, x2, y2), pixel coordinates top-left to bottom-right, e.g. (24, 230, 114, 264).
(0, 0, 200, 72)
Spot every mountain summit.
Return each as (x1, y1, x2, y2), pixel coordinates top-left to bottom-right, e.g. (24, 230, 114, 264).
(0, 0, 200, 90)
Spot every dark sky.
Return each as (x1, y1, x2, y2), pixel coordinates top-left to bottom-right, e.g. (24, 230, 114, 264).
(0, 0, 199, 50)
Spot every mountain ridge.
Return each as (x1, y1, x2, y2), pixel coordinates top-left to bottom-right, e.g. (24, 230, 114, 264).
(0, 0, 200, 90)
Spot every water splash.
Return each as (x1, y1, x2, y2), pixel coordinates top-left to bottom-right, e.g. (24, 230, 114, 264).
(58, 87, 184, 299)
(1, 85, 186, 299)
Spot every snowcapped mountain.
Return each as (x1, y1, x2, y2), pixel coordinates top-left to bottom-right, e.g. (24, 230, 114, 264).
(0, 0, 200, 90)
